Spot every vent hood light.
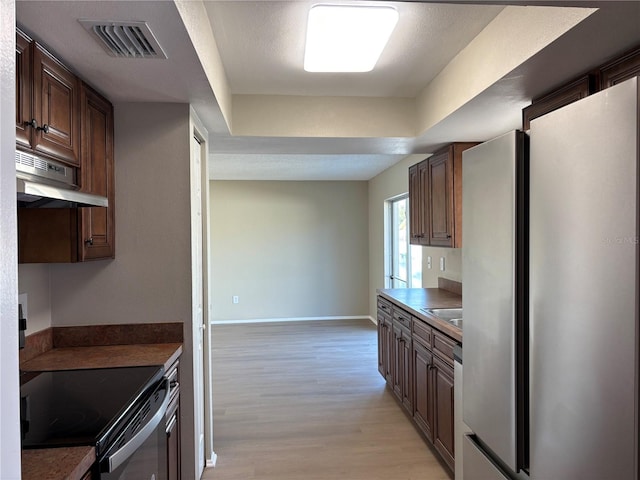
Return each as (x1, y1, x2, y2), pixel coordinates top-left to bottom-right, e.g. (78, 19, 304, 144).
(304, 5, 398, 73)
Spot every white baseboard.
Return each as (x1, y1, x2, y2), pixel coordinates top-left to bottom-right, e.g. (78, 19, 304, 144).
(206, 451, 217, 468)
(211, 315, 373, 325)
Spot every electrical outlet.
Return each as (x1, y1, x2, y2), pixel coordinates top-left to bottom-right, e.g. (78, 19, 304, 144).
(440, 257, 445, 271)
(427, 256, 432, 269)
(232, 295, 239, 304)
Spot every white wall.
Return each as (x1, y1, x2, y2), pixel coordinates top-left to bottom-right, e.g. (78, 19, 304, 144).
(0, 0, 21, 477)
(49, 103, 197, 479)
(209, 180, 369, 321)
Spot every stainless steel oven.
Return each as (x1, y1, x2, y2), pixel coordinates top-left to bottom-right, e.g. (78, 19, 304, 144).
(100, 377, 170, 480)
(21, 366, 170, 480)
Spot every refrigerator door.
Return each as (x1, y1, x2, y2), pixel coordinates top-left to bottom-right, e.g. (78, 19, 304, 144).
(463, 435, 510, 480)
(462, 131, 524, 473)
(529, 77, 638, 479)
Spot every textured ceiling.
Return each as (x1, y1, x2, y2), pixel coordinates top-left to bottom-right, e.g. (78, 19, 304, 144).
(14, 1, 640, 181)
(204, 1, 504, 97)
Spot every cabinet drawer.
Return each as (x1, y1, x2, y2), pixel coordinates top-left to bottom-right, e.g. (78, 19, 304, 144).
(412, 319, 432, 348)
(377, 297, 392, 315)
(393, 320, 411, 339)
(392, 308, 412, 330)
(377, 308, 391, 324)
(433, 332, 456, 366)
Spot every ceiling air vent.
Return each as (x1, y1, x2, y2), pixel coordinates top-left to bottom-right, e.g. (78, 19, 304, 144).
(79, 20, 167, 59)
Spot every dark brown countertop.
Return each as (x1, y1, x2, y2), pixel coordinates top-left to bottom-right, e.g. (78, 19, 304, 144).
(378, 288, 462, 343)
(22, 446, 95, 480)
(21, 341, 182, 480)
(21, 343, 183, 373)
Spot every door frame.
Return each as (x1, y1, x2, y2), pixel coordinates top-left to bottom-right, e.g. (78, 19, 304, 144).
(189, 109, 215, 476)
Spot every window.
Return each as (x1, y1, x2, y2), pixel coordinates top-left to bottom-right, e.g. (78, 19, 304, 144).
(385, 195, 422, 288)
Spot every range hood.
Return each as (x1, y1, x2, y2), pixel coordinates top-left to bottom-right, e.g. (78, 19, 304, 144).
(16, 151, 108, 208)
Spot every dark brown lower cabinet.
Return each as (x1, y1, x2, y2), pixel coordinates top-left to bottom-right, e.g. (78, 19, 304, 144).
(392, 322, 412, 412)
(377, 309, 392, 382)
(432, 355, 455, 471)
(412, 340, 434, 442)
(376, 296, 459, 474)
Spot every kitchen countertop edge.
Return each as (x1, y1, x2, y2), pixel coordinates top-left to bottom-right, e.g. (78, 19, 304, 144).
(22, 446, 96, 480)
(21, 343, 183, 373)
(377, 288, 463, 343)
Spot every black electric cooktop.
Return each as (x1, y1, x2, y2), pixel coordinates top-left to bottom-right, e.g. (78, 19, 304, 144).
(20, 366, 164, 456)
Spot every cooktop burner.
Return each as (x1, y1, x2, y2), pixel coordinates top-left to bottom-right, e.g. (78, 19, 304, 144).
(20, 366, 164, 454)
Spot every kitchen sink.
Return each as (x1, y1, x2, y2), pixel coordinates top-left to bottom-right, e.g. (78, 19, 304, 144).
(422, 308, 463, 329)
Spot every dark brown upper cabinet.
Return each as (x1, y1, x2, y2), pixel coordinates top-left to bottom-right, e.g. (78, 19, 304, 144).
(409, 143, 476, 248)
(599, 45, 640, 89)
(16, 29, 32, 150)
(16, 29, 115, 263)
(409, 161, 429, 245)
(16, 29, 80, 166)
(522, 74, 597, 131)
(522, 43, 640, 130)
(79, 83, 115, 261)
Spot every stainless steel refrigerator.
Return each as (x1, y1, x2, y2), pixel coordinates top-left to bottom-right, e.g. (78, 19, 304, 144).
(461, 76, 639, 480)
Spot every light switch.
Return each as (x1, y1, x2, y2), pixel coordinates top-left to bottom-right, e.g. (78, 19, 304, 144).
(427, 256, 432, 269)
(440, 257, 445, 271)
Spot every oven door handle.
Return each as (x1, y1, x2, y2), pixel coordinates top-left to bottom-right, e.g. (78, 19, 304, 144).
(103, 378, 171, 473)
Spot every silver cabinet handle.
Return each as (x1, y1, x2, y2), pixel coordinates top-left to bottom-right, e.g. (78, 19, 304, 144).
(102, 378, 170, 473)
(166, 413, 178, 434)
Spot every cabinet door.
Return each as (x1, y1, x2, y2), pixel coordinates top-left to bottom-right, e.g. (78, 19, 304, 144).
(377, 315, 386, 377)
(33, 43, 80, 166)
(392, 325, 403, 399)
(16, 30, 32, 149)
(409, 161, 430, 245)
(409, 163, 425, 244)
(412, 341, 433, 442)
(408, 164, 420, 243)
(80, 83, 115, 260)
(418, 161, 429, 245)
(383, 320, 393, 384)
(433, 356, 455, 471)
(428, 150, 454, 247)
(400, 331, 412, 412)
(392, 323, 412, 412)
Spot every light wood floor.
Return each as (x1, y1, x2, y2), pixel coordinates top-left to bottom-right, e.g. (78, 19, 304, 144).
(203, 319, 451, 480)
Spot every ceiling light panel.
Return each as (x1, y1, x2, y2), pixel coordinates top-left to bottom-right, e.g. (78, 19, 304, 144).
(304, 5, 399, 73)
